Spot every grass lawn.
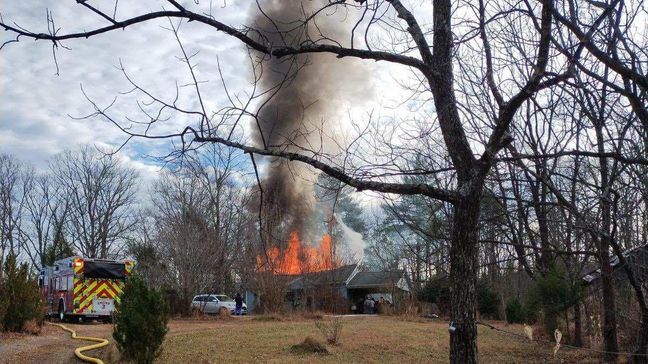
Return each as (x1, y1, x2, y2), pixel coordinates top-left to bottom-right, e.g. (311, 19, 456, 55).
(156, 316, 598, 363)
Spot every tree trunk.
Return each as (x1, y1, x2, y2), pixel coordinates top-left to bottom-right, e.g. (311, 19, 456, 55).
(634, 312, 648, 363)
(599, 224, 619, 362)
(594, 107, 618, 361)
(574, 301, 583, 347)
(449, 188, 482, 364)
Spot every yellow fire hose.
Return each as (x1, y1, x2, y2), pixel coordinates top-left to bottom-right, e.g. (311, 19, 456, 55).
(47, 322, 109, 364)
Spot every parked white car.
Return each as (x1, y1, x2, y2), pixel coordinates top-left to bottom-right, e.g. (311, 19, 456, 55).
(191, 294, 247, 315)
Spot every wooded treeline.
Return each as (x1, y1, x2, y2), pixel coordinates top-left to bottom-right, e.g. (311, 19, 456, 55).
(1, 0, 647, 361)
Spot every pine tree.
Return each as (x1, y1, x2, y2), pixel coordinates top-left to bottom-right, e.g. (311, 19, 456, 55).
(113, 274, 169, 364)
(0, 253, 43, 332)
(43, 219, 75, 267)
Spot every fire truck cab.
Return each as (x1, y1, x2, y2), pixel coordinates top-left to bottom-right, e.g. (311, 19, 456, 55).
(39, 256, 134, 322)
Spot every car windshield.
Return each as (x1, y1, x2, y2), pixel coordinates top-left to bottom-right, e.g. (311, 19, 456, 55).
(215, 295, 233, 302)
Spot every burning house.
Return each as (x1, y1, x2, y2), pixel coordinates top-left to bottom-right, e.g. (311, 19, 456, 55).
(246, 264, 412, 314)
(248, 232, 411, 313)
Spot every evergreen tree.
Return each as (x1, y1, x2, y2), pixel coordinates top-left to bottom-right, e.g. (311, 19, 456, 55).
(0, 253, 43, 332)
(42, 220, 75, 266)
(113, 273, 169, 364)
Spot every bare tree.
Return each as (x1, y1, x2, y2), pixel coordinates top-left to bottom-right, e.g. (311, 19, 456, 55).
(50, 147, 138, 259)
(0, 154, 32, 272)
(149, 145, 252, 312)
(20, 173, 70, 268)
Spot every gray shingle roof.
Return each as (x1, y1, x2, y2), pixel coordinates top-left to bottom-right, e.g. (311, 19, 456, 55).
(347, 271, 404, 289)
(287, 264, 357, 290)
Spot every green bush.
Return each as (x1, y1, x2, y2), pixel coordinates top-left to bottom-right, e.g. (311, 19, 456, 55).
(0, 254, 44, 332)
(477, 281, 501, 319)
(113, 273, 169, 364)
(528, 266, 580, 334)
(505, 297, 525, 324)
(477, 283, 500, 318)
(418, 277, 450, 314)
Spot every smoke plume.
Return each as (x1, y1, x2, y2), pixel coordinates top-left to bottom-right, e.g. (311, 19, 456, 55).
(250, 0, 372, 241)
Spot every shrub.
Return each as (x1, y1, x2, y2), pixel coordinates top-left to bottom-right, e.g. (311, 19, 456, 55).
(505, 297, 526, 324)
(22, 319, 42, 335)
(314, 316, 343, 345)
(0, 254, 44, 332)
(477, 281, 501, 319)
(218, 306, 231, 319)
(290, 336, 329, 355)
(528, 266, 580, 335)
(113, 274, 169, 364)
(418, 277, 450, 314)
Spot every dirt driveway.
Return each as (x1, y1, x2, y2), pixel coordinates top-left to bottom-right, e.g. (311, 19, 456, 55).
(0, 318, 243, 364)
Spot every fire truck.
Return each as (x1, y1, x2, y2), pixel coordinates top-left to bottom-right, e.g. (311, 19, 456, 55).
(39, 256, 134, 322)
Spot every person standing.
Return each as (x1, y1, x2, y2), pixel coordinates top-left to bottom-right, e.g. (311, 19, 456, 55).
(235, 293, 243, 315)
(368, 296, 375, 314)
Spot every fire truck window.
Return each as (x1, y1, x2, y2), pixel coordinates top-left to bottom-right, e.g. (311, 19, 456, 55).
(68, 276, 73, 289)
(38, 277, 43, 287)
(83, 261, 126, 279)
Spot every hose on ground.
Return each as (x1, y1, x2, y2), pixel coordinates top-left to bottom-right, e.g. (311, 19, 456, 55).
(47, 322, 109, 364)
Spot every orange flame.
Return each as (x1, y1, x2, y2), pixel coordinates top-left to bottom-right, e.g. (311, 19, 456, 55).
(257, 231, 338, 275)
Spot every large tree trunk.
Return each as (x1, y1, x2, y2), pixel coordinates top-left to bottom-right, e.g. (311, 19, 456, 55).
(449, 185, 483, 364)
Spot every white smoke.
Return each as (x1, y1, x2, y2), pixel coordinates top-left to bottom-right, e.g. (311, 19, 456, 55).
(334, 213, 365, 263)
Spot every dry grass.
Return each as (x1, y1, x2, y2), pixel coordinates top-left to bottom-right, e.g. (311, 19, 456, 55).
(302, 311, 325, 320)
(156, 316, 600, 363)
(22, 319, 42, 335)
(251, 313, 286, 322)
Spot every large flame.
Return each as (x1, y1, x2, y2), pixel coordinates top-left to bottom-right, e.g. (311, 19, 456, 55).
(257, 231, 338, 275)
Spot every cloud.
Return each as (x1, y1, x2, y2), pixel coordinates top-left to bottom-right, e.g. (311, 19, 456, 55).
(0, 0, 251, 169)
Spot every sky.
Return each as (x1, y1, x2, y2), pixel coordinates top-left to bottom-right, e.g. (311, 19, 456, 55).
(0, 1, 255, 177)
(0, 0, 417, 257)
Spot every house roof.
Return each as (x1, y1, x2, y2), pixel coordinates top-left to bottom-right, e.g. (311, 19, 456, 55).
(582, 244, 648, 285)
(284, 265, 410, 292)
(347, 271, 409, 291)
(287, 264, 358, 290)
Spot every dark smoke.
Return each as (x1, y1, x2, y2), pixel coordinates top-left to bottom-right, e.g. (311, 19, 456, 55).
(251, 0, 371, 239)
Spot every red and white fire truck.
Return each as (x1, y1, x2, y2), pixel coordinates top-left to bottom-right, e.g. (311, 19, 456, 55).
(39, 256, 134, 321)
